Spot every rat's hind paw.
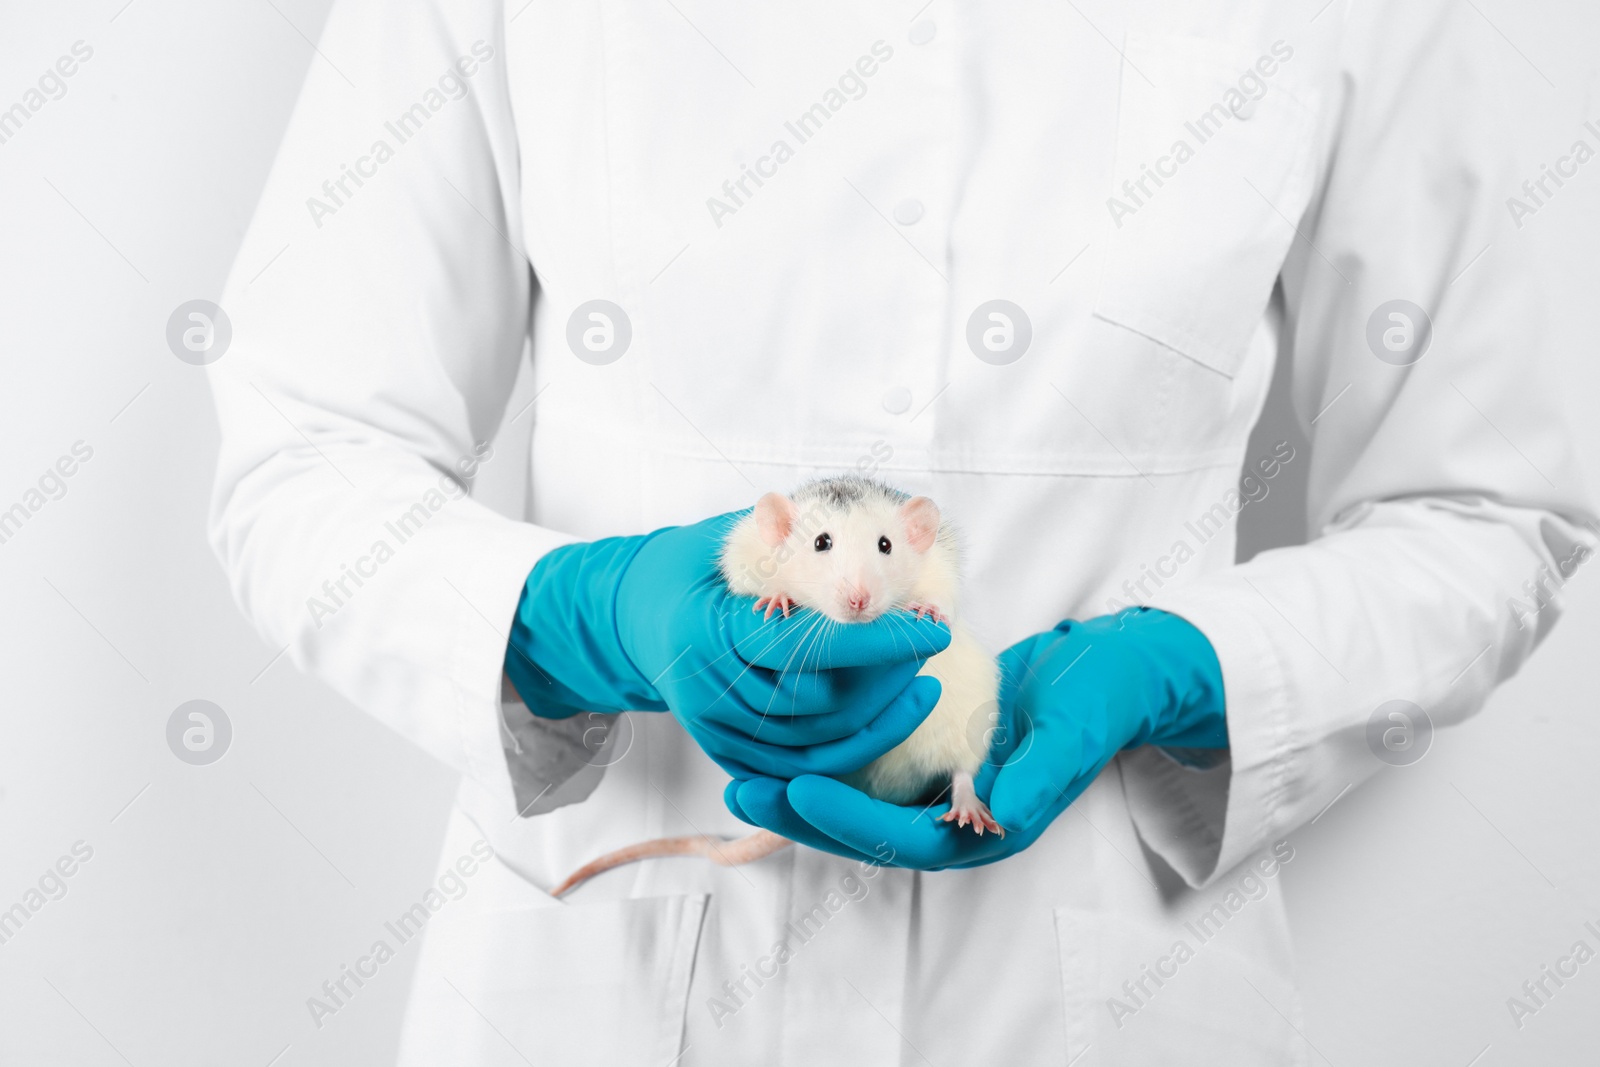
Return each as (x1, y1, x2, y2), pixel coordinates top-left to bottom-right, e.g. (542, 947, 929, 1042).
(754, 594, 794, 619)
(940, 770, 1005, 837)
(940, 800, 1002, 836)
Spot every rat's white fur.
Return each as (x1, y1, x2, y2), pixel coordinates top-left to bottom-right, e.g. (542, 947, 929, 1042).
(721, 477, 997, 805)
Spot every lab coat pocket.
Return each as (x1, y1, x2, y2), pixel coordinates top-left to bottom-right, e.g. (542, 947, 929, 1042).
(1054, 906, 1308, 1067)
(1094, 32, 1322, 380)
(399, 868, 710, 1067)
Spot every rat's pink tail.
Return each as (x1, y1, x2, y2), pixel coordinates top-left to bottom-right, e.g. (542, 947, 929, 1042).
(552, 830, 792, 897)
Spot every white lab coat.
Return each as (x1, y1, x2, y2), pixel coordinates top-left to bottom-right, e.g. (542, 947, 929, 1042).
(209, 1, 1593, 1063)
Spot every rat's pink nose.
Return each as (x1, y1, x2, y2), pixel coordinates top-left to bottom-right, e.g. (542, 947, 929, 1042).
(847, 588, 871, 614)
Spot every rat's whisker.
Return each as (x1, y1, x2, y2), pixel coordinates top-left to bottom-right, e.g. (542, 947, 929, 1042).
(702, 605, 822, 704)
(786, 612, 831, 718)
(759, 609, 828, 725)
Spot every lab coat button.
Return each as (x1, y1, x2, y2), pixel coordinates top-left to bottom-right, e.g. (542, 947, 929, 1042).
(881, 386, 912, 414)
(893, 199, 925, 225)
(909, 20, 937, 45)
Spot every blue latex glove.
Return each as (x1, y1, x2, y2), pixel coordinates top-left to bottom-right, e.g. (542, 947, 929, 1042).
(504, 512, 952, 781)
(725, 607, 1227, 869)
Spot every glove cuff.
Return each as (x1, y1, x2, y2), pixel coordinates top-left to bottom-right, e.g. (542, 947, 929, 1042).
(505, 535, 664, 718)
(1064, 607, 1229, 749)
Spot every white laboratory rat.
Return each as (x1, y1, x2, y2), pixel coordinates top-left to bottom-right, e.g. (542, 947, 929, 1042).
(551, 476, 999, 897)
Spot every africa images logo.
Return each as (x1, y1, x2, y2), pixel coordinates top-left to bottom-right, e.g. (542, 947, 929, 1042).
(303, 41, 496, 229)
(704, 41, 896, 228)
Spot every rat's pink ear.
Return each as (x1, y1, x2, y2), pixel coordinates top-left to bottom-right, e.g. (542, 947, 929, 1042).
(755, 493, 798, 547)
(900, 496, 940, 553)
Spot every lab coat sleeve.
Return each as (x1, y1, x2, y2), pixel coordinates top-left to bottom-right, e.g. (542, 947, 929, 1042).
(1119, 1, 1597, 887)
(207, 0, 600, 810)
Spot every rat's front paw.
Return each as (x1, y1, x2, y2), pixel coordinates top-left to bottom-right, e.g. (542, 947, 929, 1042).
(754, 594, 795, 619)
(904, 602, 947, 624)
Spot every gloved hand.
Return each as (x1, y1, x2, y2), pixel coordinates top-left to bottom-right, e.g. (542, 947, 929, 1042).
(724, 607, 1227, 869)
(504, 512, 951, 780)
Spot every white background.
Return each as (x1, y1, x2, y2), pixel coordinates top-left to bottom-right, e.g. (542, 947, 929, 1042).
(1, 2, 1596, 1064)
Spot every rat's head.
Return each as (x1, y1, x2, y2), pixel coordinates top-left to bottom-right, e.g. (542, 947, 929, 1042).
(754, 487, 940, 623)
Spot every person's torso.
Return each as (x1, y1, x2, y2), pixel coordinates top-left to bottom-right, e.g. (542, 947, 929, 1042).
(401, 5, 1332, 1064)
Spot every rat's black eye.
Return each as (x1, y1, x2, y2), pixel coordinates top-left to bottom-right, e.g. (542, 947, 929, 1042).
(878, 536, 892, 555)
(814, 532, 832, 552)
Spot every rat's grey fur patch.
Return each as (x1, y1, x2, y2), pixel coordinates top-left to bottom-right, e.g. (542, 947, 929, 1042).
(792, 474, 908, 510)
